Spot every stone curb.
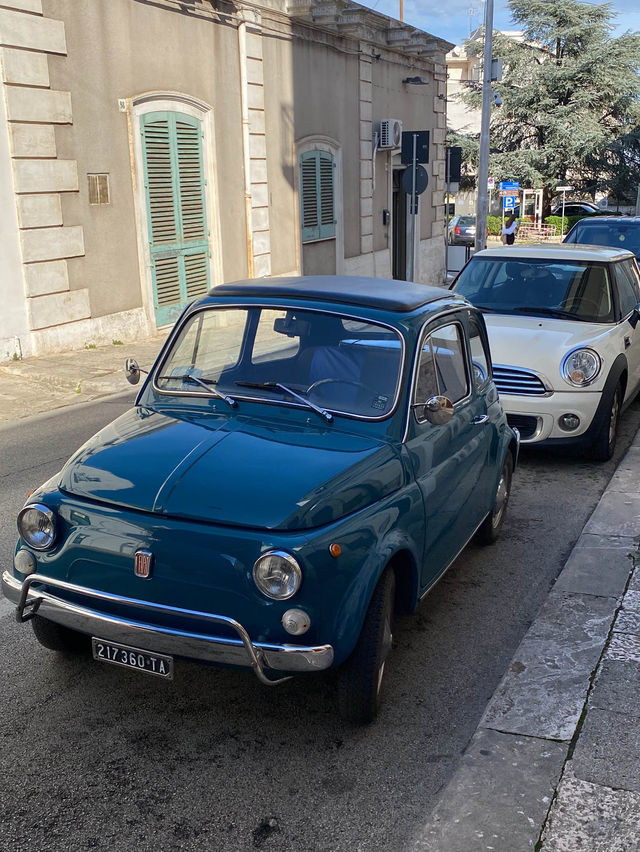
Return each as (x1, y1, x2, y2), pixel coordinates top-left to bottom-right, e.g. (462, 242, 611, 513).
(413, 432, 640, 851)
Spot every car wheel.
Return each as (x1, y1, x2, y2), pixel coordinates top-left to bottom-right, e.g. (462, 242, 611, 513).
(591, 382, 622, 461)
(337, 567, 395, 725)
(31, 615, 87, 654)
(476, 452, 513, 545)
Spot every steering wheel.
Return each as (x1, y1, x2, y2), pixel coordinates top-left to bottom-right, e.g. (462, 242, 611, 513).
(307, 378, 374, 396)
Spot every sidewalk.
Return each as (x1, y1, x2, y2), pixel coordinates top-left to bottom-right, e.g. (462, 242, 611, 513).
(1, 337, 639, 849)
(414, 440, 640, 850)
(0, 333, 168, 423)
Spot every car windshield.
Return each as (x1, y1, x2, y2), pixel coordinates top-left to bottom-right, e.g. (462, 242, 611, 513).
(155, 306, 403, 419)
(453, 257, 615, 323)
(568, 223, 640, 258)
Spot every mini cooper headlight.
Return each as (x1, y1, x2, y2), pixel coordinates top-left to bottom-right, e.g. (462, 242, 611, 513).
(562, 348, 601, 387)
(253, 551, 301, 600)
(17, 503, 56, 551)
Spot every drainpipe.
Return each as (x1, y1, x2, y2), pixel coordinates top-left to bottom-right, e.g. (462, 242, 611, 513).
(238, 19, 254, 278)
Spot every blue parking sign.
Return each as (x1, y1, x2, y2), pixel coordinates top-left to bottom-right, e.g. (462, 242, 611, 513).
(503, 195, 516, 210)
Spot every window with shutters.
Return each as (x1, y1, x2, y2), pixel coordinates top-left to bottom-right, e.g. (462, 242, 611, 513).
(140, 110, 211, 326)
(299, 150, 336, 243)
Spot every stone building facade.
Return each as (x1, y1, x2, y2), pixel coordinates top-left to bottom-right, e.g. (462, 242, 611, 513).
(0, 0, 452, 360)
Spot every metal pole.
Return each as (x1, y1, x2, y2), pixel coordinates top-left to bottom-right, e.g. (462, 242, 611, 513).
(561, 189, 566, 237)
(445, 147, 451, 276)
(474, 0, 494, 253)
(407, 133, 417, 281)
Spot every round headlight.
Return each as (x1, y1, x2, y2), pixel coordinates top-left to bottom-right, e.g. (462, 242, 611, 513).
(17, 503, 56, 551)
(562, 348, 601, 387)
(253, 551, 301, 600)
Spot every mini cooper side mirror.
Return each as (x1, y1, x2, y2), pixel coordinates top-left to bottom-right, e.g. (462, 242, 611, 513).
(125, 358, 141, 385)
(425, 395, 454, 425)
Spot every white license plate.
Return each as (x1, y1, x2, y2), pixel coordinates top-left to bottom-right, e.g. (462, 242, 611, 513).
(92, 638, 173, 679)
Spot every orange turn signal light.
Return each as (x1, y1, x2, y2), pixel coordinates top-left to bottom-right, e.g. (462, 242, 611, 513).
(329, 543, 342, 558)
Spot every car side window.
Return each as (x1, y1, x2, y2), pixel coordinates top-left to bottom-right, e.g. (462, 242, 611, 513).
(615, 260, 640, 317)
(414, 323, 469, 419)
(468, 315, 491, 387)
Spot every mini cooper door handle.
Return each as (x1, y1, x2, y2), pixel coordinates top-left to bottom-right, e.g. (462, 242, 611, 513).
(473, 414, 489, 425)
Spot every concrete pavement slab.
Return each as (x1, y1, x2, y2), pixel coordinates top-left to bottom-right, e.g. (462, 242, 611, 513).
(540, 767, 640, 852)
(571, 707, 640, 793)
(588, 659, 640, 716)
(606, 632, 640, 663)
(413, 728, 567, 852)
(0, 334, 167, 423)
(606, 446, 640, 492)
(615, 589, 640, 634)
(479, 590, 619, 740)
(583, 492, 640, 537)
(553, 539, 634, 598)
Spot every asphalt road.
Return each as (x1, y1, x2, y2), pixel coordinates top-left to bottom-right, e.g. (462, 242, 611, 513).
(2, 395, 639, 852)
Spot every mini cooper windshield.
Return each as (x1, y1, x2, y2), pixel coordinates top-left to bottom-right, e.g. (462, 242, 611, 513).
(155, 306, 403, 419)
(454, 257, 615, 323)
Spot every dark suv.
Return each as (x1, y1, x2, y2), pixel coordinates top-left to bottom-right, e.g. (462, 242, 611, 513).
(564, 216, 640, 261)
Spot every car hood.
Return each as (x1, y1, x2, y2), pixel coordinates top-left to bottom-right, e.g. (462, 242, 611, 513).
(58, 407, 404, 531)
(483, 314, 613, 389)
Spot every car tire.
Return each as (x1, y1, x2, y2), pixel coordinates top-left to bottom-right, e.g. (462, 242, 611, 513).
(31, 615, 87, 654)
(337, 567, 395, 725)
(591, 381, 622, 461)
(476, 452, 513, 545)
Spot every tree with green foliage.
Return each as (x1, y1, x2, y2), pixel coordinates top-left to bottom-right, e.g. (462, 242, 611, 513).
(453, 0, 640, 205)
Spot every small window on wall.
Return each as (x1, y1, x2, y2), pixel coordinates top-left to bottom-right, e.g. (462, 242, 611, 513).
(88, 174, 110, 205)
(299, 150, 335, 242)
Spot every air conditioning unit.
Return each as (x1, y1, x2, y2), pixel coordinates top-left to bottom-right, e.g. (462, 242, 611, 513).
(378, 119, 403, 149)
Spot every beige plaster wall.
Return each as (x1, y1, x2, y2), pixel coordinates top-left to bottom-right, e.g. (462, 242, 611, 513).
(261, 22, 296, 276)
(42, 0, 247, 319)
(290, 33, 361, 259)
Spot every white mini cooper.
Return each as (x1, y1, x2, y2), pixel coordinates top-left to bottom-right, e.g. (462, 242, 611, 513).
(452, 245, 640, 459)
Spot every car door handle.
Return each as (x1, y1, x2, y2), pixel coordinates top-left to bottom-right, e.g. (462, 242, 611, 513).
(473, 415, 489, 425)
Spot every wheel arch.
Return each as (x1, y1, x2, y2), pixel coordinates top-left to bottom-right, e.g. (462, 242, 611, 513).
(330, 535, 421, 666)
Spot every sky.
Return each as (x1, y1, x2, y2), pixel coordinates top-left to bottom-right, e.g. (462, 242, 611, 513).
(358, 0, 639, 48)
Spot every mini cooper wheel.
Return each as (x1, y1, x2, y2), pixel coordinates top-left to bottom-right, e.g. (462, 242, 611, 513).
(591, 382, 622, 462)
(476, 452, 513, 545)
(31, 615, 87, 654)
(337, 567, 395, 725)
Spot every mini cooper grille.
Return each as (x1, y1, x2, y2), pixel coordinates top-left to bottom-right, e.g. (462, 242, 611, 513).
(492, 365, 549, 396)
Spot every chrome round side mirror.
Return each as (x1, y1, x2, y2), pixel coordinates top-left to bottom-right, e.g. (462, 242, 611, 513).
(124, 357, 141, 385)
(425, 395, 454, 425)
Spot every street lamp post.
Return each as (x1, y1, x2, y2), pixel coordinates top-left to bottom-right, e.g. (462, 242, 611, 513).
(475, 0, 494, 253)
(556, 185, 574, 237)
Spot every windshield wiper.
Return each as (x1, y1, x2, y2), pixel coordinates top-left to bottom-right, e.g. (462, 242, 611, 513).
(235, 381, 333, 422)
(157, 373, 237, 407)
(514, 306, 578, 320)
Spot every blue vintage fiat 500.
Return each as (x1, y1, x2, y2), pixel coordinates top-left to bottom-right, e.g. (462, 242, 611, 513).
(3, 276, 517, 723)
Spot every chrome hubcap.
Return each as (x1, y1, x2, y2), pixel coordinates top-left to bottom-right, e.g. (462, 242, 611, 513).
(377, 609, 393, 695)
(492, 471, 508, 528)
(609, 394, 620, 445)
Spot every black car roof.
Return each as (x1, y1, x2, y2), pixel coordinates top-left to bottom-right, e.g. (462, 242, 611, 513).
(210, 275, 461, 313)
(570, 216, 640, 225)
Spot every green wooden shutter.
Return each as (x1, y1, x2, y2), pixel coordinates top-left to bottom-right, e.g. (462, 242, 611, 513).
(141, 111, 210, 326)
(300, 150, 335, 242)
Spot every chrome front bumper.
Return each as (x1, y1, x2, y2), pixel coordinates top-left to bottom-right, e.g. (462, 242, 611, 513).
(2, 571, 333, 685)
